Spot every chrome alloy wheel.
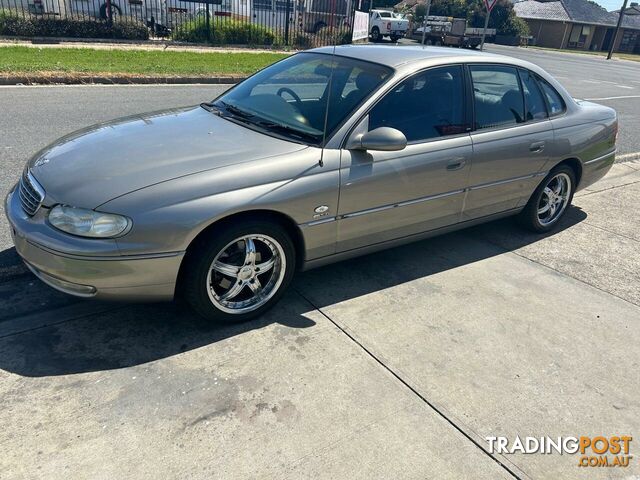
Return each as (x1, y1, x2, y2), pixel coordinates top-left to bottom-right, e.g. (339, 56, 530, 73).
(537, 172, 572, 226)
(206, 234, 286, 314)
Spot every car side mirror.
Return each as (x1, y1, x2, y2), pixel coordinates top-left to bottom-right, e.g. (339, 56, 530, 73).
(347, 127, 407, 152)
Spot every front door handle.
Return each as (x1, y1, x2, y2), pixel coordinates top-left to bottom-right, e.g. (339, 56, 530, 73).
(446, 157, 466, 171)
(530, 141, 545, 153)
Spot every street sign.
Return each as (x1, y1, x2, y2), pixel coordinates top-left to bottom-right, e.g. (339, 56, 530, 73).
(483, 0, 497, 12)
(352, 10, 369, 41)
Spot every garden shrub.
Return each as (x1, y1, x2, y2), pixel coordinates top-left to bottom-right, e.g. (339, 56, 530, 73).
(0, 10, 149, 40)
(173, 19, 281, 46)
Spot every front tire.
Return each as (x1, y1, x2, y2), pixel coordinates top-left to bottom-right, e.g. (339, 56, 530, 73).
(518, 165, 576, 233)
(370, 27, 381, 42)
(181, 220, 296, 323)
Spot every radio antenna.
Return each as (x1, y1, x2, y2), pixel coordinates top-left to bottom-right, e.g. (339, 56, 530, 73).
(319, 43, 337, 168)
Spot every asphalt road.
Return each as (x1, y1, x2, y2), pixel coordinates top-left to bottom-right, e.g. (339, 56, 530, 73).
(1, 46, 639, 479)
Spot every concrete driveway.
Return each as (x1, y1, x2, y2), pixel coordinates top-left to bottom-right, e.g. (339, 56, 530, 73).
(1, 47, 639, 479)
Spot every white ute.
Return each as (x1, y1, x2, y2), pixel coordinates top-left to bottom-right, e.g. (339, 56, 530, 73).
(369, 9, 409, 42)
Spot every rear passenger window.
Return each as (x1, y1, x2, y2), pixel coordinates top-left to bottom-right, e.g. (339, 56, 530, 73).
(369, 65, 466, 143)
(536, 76, 566, 116)
(519, 69, 548, 121)
(470, 65, 524, 130)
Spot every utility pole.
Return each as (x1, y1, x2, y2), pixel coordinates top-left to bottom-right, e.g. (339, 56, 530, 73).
(420, 0, 432, 45)
(608, 0, 628, 59)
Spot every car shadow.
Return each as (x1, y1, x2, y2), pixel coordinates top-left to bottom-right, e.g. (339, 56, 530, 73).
(0, 206, 587, 377)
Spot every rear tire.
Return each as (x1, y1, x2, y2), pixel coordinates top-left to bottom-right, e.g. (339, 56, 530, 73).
(390, 35, 400, 42)
(518, 165, 576, 233)
(181, 220, 296, 323)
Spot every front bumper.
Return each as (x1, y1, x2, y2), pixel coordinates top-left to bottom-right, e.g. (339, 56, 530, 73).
(6, 187, 184, 301)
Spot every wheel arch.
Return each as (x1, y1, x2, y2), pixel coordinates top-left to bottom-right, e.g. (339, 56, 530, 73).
(178, 209, 306, 284)
(554, 158, 583, 187)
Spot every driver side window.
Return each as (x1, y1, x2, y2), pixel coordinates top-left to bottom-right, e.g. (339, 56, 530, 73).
(368, 66, 466, 143)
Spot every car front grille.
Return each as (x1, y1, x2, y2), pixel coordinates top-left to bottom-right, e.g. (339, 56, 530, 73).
(19, 172, 45, 216)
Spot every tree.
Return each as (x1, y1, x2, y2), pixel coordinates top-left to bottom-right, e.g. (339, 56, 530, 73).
(428, 0, 468, 18)
(414, 3, 427, 23)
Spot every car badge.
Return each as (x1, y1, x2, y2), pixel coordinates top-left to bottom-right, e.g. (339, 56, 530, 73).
(33, 156, 50, 167)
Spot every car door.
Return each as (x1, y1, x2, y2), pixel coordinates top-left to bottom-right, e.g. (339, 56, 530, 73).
(463, 65, 554, 221)
(336, 65, 473, 252)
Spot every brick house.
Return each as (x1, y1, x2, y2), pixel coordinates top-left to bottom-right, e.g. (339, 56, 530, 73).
(514, 0, 640, 53)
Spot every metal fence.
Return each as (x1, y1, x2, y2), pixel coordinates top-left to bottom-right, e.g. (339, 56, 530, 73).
(0, 0, 359, 47)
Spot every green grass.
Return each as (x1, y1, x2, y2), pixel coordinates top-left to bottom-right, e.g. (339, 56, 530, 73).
(527, 45, 640, 62)
(0, 46, 289, 77)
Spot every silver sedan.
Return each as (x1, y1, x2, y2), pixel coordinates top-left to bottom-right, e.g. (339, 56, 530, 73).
(6, 45, 618, 322)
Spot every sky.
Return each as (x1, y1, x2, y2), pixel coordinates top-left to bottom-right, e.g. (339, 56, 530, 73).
(586, 0, 628, 11)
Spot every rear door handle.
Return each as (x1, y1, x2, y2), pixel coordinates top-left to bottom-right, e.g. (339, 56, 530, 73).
(530, 141, 545, 153)
(446, 157, 466, 171)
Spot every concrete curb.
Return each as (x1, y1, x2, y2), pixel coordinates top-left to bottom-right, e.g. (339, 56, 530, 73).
(0, 75, 245, 85)
(617, 151, 640, 161)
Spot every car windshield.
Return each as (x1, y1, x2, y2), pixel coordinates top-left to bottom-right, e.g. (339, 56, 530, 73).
(212, 52, 392, 145)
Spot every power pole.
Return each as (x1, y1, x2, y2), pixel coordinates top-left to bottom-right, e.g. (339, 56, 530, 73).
(608, 0, 628, 59)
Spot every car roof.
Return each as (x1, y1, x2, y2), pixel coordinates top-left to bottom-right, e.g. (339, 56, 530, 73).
(309, 44, 522, 69)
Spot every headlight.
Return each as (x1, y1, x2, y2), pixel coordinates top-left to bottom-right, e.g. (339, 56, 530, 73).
(48, 205, 131, 238)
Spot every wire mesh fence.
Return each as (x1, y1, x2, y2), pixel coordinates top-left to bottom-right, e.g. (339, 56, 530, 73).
(0, 0, 360, 47)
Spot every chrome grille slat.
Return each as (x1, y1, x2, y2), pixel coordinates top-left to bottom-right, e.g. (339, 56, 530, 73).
(18, 171, 45, 216)
(19, 189, 38, 209)
(21, 184, 40, 203)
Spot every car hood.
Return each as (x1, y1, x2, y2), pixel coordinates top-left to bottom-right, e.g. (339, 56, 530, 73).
(27, 106, 307, 209)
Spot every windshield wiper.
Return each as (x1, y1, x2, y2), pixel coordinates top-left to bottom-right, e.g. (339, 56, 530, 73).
(200, 102, 222, 115)
(252, 119, 320, 143)
(215, 101, 319, 143)
(218, 101, 254, 119)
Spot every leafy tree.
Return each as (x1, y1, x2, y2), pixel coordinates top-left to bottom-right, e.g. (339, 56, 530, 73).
(372, 0, 400, 9)
(428, 0, 468, 18)
(414, 3, 427, 23)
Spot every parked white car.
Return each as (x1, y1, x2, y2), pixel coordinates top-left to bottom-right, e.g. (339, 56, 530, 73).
(369, 9, 408, 42)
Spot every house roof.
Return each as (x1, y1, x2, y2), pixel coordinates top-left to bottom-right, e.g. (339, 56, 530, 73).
(514, 0, 640, 29)
(513, 1, 570, 21)
(562, 0, 613, 25)
(619, 5, 640, 29)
